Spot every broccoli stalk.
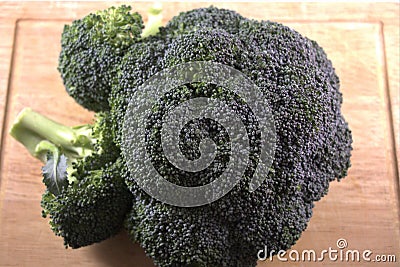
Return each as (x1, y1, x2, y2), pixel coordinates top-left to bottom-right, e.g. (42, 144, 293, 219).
(10, 108, 95, 193)
(10, 107, 94, 163)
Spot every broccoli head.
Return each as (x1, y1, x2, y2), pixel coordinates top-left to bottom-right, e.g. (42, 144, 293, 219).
(110, 6, 353, 267)
(10, 5, 353, 267)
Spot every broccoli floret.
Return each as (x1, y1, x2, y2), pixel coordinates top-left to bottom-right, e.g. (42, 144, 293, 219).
(58, 6, 143, 112)
(238, 19, 352, 201)
(10, 108, 132, 248)
(109, 39, 168, 146)
(58, 5, 164, 112)
(159, 6, 245, 37)
(110, 28, 248, 146)
(126, 195, 231, 267)
(113, 7, 352, 267)
(41, 158, 131, 248)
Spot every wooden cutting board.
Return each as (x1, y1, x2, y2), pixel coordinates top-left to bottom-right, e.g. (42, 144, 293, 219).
(0, 2, 399, 267)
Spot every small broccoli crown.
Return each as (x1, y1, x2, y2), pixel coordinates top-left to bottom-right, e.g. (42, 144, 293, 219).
(87, 5, 144, 47)
(41, 158, 132, 248)
(58, 43, 121, 112)
(58, 5, 144, 112)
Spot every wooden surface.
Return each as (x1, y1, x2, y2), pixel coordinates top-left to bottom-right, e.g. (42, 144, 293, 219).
(0, 2, 399, 267)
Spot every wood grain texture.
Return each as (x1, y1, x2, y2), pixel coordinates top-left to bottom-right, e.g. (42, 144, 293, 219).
(0, 2, 399, 267)
(0, 19, 15, 154)
(384, 23, 400, 178)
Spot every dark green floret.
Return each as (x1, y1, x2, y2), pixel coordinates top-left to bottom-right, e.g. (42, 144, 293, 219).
(41, 158, 131, 248)
(113, 7, 352, 267)
(58, 5, 145, 112)
(159, 6, 245, 37)
(10, 108, 131, 248)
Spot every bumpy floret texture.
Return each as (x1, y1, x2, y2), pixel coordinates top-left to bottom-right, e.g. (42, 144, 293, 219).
(75, 112, 121, 173)
(39, 112, 130, 249)
(160, 6, 245, 37)
(58, 5, 144, 112)
(109, 39, 167, 145)
(41, 158, 132, 249)
(34, 5, 354, 266)
(112, 7, 352, 267)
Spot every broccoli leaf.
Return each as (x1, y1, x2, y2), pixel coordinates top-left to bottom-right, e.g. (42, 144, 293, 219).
(42, 153, 68, 195)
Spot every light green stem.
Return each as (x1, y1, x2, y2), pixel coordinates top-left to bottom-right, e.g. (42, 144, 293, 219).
(9, 108, 94, 162)
(141, 3, 163, 38)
